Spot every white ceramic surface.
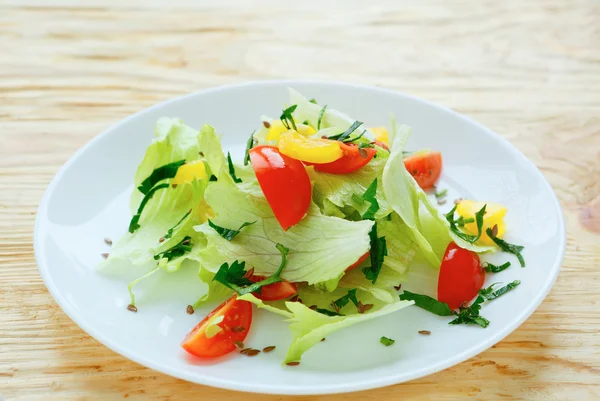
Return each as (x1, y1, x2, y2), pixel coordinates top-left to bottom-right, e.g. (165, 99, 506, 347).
(34, 81, 565, 395)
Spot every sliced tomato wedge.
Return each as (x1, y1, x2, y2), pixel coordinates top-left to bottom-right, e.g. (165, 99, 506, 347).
(181, 295, 252, 358)
(307, 142, 377, 174)
(345, 251, 370, 272)
(437, 242, 485, 309)
(249, 275, 297, 301)
(403, 150, 442, 189)
(249, 146, 311, 230)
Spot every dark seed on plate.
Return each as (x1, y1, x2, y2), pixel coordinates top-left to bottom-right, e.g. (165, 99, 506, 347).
(104, 237, 113, 246)
(418, 330, 431, 335)
(234, 341, 245, 349)
(357, 301, 374, 314)
(101, 253, 109, 259)
(289, 295, 299, 302)
(240, 348, 252, 354)
(231, 326, 246, 333)
(437, 199, 447, 205)
(159, 237, 165, 243)
(262, 346, 276, 353)
(127, 304, 138, 313)
(263, 121, 271, 128)
(491, 224, 499, 237)
(171, 184, 178, 189)
(286, 361, 300, 366)
(321, 338, 326, 342)
(186, 305, 194, 314)
(454, 198, 463, 205)
(244, 349, 260, 356)
(199, 151, 204, 157)
(393, 284, 402, 291)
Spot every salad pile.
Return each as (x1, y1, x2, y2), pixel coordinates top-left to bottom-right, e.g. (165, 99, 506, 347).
(100, 89, 525, 365)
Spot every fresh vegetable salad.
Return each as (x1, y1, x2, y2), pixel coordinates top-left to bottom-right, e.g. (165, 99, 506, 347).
(99, 88, 525, 365)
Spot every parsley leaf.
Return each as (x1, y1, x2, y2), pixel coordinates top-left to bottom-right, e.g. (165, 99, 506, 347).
(154, 236, 193, 261)
(380, 336, 395, 346)
(128, 183, 169, 233)
(208, 220, 256, 241)
(486, 228, 526, 267)
(445, 204, 487, 243)
(243, 131, 256, 166)
(313, 307, 343, 317)
(226, 152, 242, 183)
(483, 261, 511, 273)
(449, 299, 490, 328)
(137, 160, 186, 195)
(399, 291, 454, 316)
(317, 105, 327, 130)
(435, 188, 448, 199)
(163, 210, 191, 240)
(361, 179, 379, 220)
(332, 289, 359, 312)
(479, 280, 521, 301)
(361, 223, 387, 284)
(309, 98, 318, 104)
(329, 121, 363, 142)
(280, 105, 298, 131)
(213, 243, 290, 295)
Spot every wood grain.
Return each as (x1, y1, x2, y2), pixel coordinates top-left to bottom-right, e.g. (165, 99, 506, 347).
(1, 1, 599, 400)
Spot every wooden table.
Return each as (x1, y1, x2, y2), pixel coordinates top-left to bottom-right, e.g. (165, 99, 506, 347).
(1, 1, 599, 400)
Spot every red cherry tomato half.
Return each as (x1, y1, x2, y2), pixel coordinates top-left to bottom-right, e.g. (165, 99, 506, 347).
(403, 151, 442, 189)
(345, 251, 370, 272)
(249, 275, 298, 301)
(249, 146, 311, 230)
(307, 142, 377, 174)
(437, 242, 485, 310)
(181, 295, 252, 358)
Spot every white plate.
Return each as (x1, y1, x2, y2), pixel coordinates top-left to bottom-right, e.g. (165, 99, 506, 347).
(34, 81, 565, 395)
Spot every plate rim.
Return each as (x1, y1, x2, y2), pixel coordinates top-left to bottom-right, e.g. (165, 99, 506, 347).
(33, 79, 566, 395)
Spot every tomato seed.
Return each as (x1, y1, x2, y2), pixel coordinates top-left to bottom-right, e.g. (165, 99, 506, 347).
(231, 326, 246, 333)
(491, 224, 499, 238)
(394, 284, 402, 291)
(262, 346, 276, 353)
(234, 341, 245, 349)
(240, 348, 252, 354)
(244, 349, 260, 356)
(454, 198, 463, 205)
(186, 305, 194, 314)
(104, 237, 112, 246)
(321, 338, 325, 342)
(127, 304, 138, 313)
(286, 361, 300, 366)
(171, 184, 178, 189)
(159, 237, 165, 243)
(418, 330, 431, 335)
(101, 253, 109, 259)
(182, 238, 191, 245)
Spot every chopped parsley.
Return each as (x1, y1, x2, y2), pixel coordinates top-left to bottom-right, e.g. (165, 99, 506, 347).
(128, 183, 169, 233)
(154, 236, 193, 261)
(342, 130, 367, 144)
(328, 121, 363, 142)
(449, 296, 490, 328)
(399, 291, 453, 316)
(309, 98, 318, 104)
(208, 220, 256, 241)
(213, 243, 289, 295)
(280, 105, 298, 131)
(317, 105, 327, 130)
(137, 160, 186, 195)
(445, 204, 487, 243)
(435, 188, 448, 199)
(227, 152, 242, 183)
(361, 223, 387, 284)
(313, 307, 342, 317)
(361, 179, 379, 220)
(163, 210, 191, 240)
(486, 228, 526, 267)
(331, 289, 359, 313)
(380, 336, 395, 346)
(243, 131, 256, 166)
(483, 261, 511, 273)
(478, 280, 521, 301)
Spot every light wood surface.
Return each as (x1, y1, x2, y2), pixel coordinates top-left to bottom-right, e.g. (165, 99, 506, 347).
(1, 1, 599, 400)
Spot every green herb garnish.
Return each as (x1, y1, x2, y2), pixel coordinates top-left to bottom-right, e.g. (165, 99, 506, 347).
(128, 183, 169, 233)
(435, 188, 448, 199)
(380, 336, 395, 346)
(163, 210, 191, 240)
(329, 121, 363, 142)
(445, 204, 487, 243)
(361, 179, 379, 220)
(362, 223, 387, 284)
(226, 152, 242, 183)
(313, 307, 342, 317)
(332, 289, 359, 312)
(399, 291, 454, 316)
(214, 243, 289, 295)
(309, 98, 318, 104)
(317, 105, 327, 130)
(209, 174, 218, 182)
(479, 280, 521, 301)
(358, 142, 375, 149)
(208, 220, 256, 241)
(154, 236, 192, 261)
(449, 296, 490, 328)
(243, 131, 256, 166)
(483, 261, 511, 273)
(342, 130, 367, 144)
(280, 105, 298, 131)
(137, 160, 186, 195)
(486, 228, 526, 267)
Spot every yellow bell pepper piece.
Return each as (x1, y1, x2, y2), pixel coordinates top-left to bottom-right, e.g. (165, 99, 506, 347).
(370, 126, 389, 145)
(172, 160, 207, 185)
(267, 120, 316, 141)
(278, 130, 342, 163)
(456, 200, 507, 246)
